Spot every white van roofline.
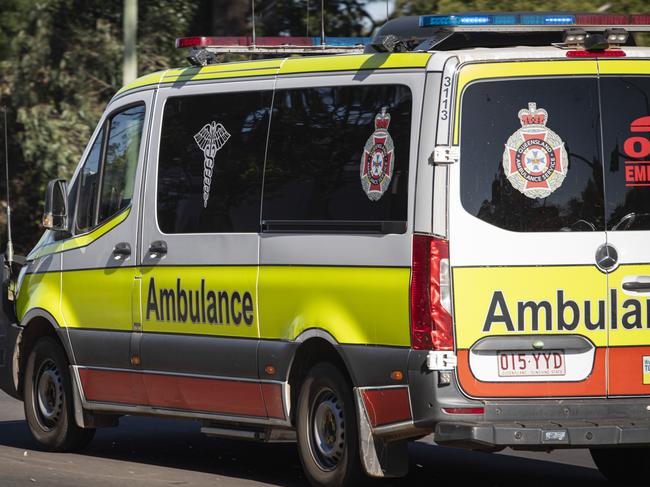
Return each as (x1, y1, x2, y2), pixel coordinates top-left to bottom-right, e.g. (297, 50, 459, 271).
(426, 45, 650, 71)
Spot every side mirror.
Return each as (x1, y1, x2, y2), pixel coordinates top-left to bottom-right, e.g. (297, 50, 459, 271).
(42, 179, 68, 231)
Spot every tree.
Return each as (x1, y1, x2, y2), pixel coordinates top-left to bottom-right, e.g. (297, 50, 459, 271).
(0, 1, 197, 253)
(394, 0, 650, 16)
(190, 0, 378, 38)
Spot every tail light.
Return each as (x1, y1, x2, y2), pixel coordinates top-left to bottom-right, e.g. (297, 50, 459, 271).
(410, 235, 454, 350)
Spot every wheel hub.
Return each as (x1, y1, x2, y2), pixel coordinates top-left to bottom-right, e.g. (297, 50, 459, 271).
(35, 359, 63, 430)
(310, 390, 345, 471)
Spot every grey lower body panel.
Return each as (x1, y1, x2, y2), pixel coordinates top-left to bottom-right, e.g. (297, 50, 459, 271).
(141, 332, 259, 379)
(68, 328, 260, 379)
(339, 344, 410, 387)
(68, 328, 133, 370)
(67, 329, 411, 386)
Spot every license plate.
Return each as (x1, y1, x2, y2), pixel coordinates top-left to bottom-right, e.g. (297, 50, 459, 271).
(497, 350, 566, 377)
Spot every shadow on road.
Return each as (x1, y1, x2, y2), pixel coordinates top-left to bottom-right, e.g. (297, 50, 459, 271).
(0, 416, 610, 487)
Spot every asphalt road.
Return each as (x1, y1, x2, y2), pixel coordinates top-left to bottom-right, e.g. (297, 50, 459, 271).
(0, 391, 615, 487)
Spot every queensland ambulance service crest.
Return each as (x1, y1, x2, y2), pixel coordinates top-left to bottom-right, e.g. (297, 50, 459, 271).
(360, 107, 394, 201)
(502, 102, 568, 199)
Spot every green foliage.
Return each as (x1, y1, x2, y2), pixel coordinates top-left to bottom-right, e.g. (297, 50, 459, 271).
(394, 0, 649, 16)
(0, 0, 197, 252)
(394, 0, 439, 16)
(437, 0, 648, 13)
(256, 0, 374, 37)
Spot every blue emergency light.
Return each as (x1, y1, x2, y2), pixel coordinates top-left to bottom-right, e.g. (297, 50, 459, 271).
(419, 13, 576, 27)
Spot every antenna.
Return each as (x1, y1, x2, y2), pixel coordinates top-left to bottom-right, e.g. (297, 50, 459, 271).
(320, 0, 325, 46)
(251, 0, 256, 48)
(2, 107, 12, 268)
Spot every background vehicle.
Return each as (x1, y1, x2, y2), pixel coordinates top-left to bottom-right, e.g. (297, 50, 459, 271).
(1, 12, 650, 487)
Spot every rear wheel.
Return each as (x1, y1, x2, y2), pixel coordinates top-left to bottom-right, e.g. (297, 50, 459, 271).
(590, 447, 650, 484)
(296, 362, 364, 487)
(24, 337, 95, 451)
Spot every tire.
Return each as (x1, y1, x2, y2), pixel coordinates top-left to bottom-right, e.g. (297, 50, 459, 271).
(296, 362, 364, 487)
(590, 447, 650, 484)
(23, 337, 95, 452)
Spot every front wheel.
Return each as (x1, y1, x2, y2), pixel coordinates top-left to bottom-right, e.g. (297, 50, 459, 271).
(296, 362, 364, 487)
(590, 447, 650, 484)
(24, 337, 95, 451)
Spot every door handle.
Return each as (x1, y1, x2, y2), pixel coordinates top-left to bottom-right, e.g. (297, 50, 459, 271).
(148, 240, 168, 259)
(112, 242, 131, 260)
(622, 278, 650, 293)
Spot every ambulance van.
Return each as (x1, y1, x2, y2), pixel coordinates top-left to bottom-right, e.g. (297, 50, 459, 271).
(1, 12, 650, 487)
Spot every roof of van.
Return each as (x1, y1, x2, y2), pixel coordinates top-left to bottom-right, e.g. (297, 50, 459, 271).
(115, 53, 433, 97)
(115, 46, 650, 98)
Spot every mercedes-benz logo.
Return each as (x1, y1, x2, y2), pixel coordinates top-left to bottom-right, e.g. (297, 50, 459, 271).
(595, 244, 618, 272)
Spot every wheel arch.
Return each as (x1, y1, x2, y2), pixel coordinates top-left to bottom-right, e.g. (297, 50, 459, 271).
(17, 308, 72, 398)
(286, 329, 359, 426)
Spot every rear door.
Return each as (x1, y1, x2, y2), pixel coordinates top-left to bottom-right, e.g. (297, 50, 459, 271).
(450, 61, 609, 398)
(599, 59, 650, 397)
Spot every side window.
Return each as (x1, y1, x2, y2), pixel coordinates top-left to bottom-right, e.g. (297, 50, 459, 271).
(262, 84, 412, 232)
(459, 77, 604, 232)
(98, 105, 145, 222)
(75, 128, 104, 232)
(157, 91, 272, 234)
(74, 103, 145, 233)
(600, 76, 650, 231)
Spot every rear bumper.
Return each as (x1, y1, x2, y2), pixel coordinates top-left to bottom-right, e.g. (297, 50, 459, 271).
(436, 416, 650, 450)
(345, 346, 650, 449)
(436, 399, 650, 449)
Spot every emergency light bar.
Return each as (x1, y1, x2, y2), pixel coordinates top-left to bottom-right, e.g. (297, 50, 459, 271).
(176, 36, 370, 55)
(419, 12, 650, 30)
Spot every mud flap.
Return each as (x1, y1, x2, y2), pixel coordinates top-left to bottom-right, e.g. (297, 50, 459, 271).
(354, 388, 409, 478)
(69, 366, 119, 429)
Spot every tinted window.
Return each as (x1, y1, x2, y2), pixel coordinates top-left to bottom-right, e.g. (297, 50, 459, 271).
(460, 78, 605, 232)
(601, 76, 650, 231)
(75, 128, 104, 232)
(98, 105, 145, 223)
(262, 85, 412, 231)
(157, 91, 271, 233)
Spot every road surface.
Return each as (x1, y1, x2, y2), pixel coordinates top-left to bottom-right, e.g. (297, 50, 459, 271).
(0, 392, 612, 486)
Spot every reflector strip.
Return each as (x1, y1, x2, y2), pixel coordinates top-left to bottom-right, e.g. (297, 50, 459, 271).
(441, 407, 485, 414)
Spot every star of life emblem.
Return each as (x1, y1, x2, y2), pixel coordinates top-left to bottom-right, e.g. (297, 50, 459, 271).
(502, 102, 569, 199)
(360, 107, 395, 201)
(194, 121, 231, 208)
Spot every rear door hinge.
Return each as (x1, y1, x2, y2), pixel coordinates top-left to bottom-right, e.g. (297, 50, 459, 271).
(430, 146, 459, 165)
